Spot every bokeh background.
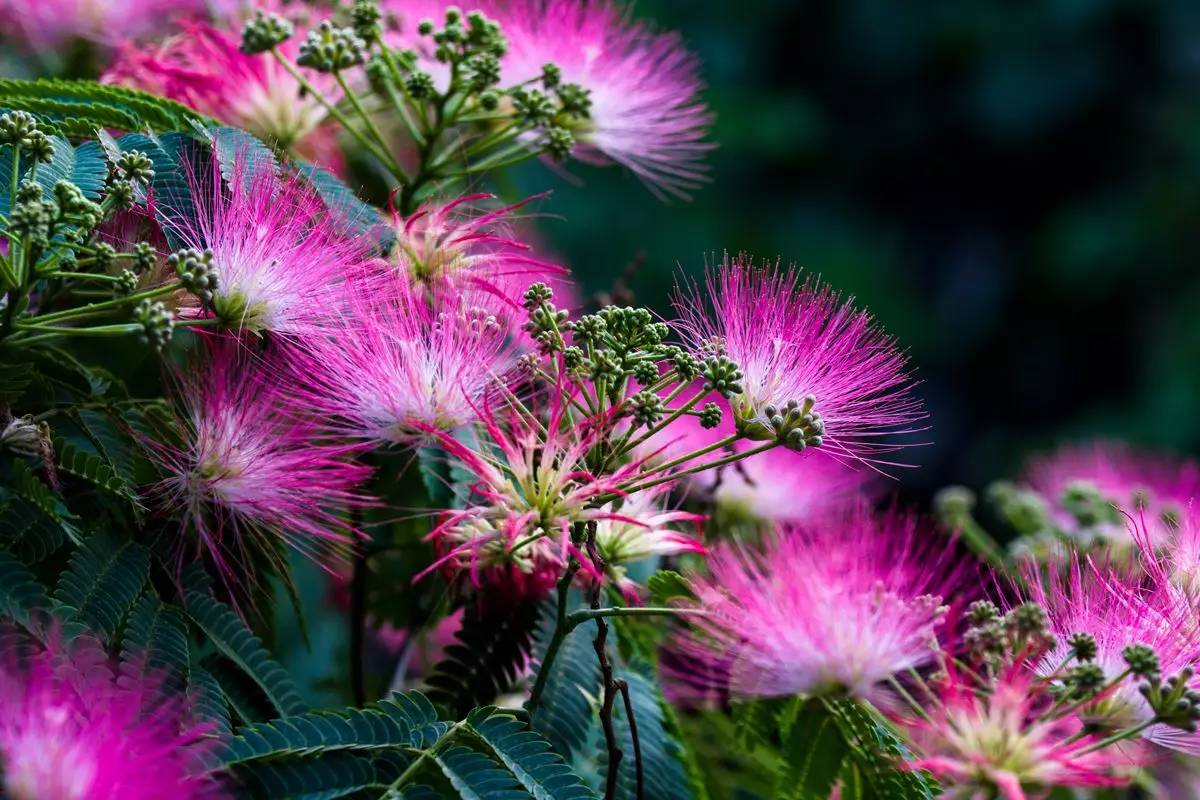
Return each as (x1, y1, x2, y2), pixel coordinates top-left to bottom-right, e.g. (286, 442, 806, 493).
(509, 0, 1200, 505)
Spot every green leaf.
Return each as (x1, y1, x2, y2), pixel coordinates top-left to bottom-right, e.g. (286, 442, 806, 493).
(0, 549, 53, 632)
(607, 666, 694, 800)
(0, 498, 66, 563)
(120, 594, 189, 696)
(0, 358, 35, 405)
(53, 435, 136, 500)
(113, 132, 204, 251)
(530, 596, 602, 761)
(294, 161, 393, 253)
(235, 751, 395, 800)
(30, 136, 107, 202)
(434, 745, 526, 800)
(645, 571, 694, 604)
(0, 78, 215, 135)
(189, 664, 233, 736)
(825, 699, 937, 800)
(775, 698, 848, 800)
(210, 126, 277, 192)
(52, 534, 150, 642)
(8, 458, 80, 542)
(184, 589, 308, 718)
(425, 600, 540, 719)
(468, 707, 598, 800)
(203, 653, 277, 727)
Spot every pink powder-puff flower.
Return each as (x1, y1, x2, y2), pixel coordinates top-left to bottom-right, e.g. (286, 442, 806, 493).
(386, 192, 565, 312)
(159, 153, 371, 337)
(671, 503, 966, 702)
(415, 393, 656, 598)
(1022, 440, 1200, 550)
(288, 281, 515, 444)
(0, 635, 226, 800)
(1024, 557, 1200, 755)
(592, 487, 706, 600)
(897, 662, 1135, 800)
(103, 12, 343, 169)
(495, 0, 713, 199)
(0, 0, 224, 53)
(148, 341, 373, 587)
(673, 255, 925, 469)
(638, 393, 874, 521)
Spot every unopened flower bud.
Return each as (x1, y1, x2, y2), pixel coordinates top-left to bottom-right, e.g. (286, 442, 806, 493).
(134, 299, 174, 351)
(241, 10, 294, 54)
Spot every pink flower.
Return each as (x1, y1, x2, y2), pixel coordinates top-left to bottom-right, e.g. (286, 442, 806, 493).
(898, 662, 1133, 799)
(104, 17, 342, 169)
(1023, 440, 1200, 549)
(288, 280, 515, 444)
(640, 393, 874, 521)
(592, 487, 706, 600)
(495, 0, 713, 199)
(1024, 556, 1200, 754)
(416, 393, 653, 598)
(386, 192, 565, 313)
(0, 636, 225, 800)
(671, 504, 966, 702)
(148, 340, 373, 589)
(673, 255, 925, 469)
(0, 0, 224, 52)
(159, 153, 371, 337)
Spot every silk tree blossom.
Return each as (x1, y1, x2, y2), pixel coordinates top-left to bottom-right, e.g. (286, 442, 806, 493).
(897, 662, 1134, 799)
(104, 16, 342, 168)
(671, 504, 966, 702)
(0, 636, 226, 800)
(416, 394, 654, 598)
(148, 342, 373, 587)
(1024, 558, 1200, 754)
(639, 393, 874, 521)
(495, 0, 713, 198)
(160, 154, 371, 336)
(1023, 440, 1200, 549)
(673, 256, 925, 468)
(289, 282, 515, 444)
(387, 192, 564, 311)
(0, 0, 225, 52)
(593, 487, 706, 600)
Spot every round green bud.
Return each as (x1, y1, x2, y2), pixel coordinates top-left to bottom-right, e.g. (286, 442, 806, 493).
(241, 10, 294, 54)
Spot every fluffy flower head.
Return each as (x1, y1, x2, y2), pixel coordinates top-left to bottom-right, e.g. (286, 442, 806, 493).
(290, 281, 515, 443)
(497, 0, 712, 198)
(899, 663, 1132, 799)
(149, 341, 372, 586)
(161, 153, 369, 336)
(104, 16, 340, 167)
(1023, 440, 1200, 549)
(673, 255, 924, 468)
(672, 504, 964, 701)
(0, 636, 224, 800)
(0, 0, 222, 51)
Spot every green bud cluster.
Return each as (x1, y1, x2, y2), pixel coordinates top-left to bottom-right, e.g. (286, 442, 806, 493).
(90, 242, 117, 271)
(631, 360, 660, 385)
(10, 194, 57, 249)
(1067, 632, 1098, 662)
(132, 242, 157, 274)
(755, 395, 825, 452)
(698, 402, 723, 430)
(134, 299, 174, 352)
(115, 151, 155, 185)
(1060, 480, 1122, 530)
(1141, 666, 1200, 732)
(351, 0, 382, 44)
(115, 269, 139, 296)
(53, 181, 102, 228)
(933, 485, 976, 523)
(1062, 662, 1106, 700)
(630, 390, 665, 426)
(297, 20, 366, 72)
(168, 248, 219, 306)
(963, 600, 1057, 669)
(521, 282, 567, 354)
(700, 355, 743, 399)
(0, 111, 54, 163)
(986, 480, 1053, 538)
(241, 10, 294, 54)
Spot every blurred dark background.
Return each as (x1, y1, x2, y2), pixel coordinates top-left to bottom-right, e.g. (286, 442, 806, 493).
(511, 0, 1200, 504)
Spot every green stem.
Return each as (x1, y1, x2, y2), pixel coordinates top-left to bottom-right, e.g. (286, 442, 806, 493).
(609, 440, 779, 500)
(385, 721, 466, 791)
(22, 282, 176, 325)
(7, 323, 142, 346)
(1076, 719, 1156, 755)
(43, 271, 123, 283)
(335, 70, 409, 183)
(526, 559, 582, 717)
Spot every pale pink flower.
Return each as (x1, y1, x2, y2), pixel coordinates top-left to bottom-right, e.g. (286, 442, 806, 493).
(673, 256, 925, 469)
(495, 0, 713, 198)
(592, 487, 705, 600)
(160, 153, 371, 337)
(416, 393, 654, 598)
(104, 16, 342, 168)
(386, 192, 565, 312)
(640, 392, 874, 521)
(898, 662, 1134, 799)
(1023, 557, 1200, 755)
(148, 341, 373, 586)
(0, 635, 225, 800)
(0, 0, 224, 52)
(1023, 440, 1200, 549)
(671, 504, 965, 702)
(288, 280, 515, 444)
